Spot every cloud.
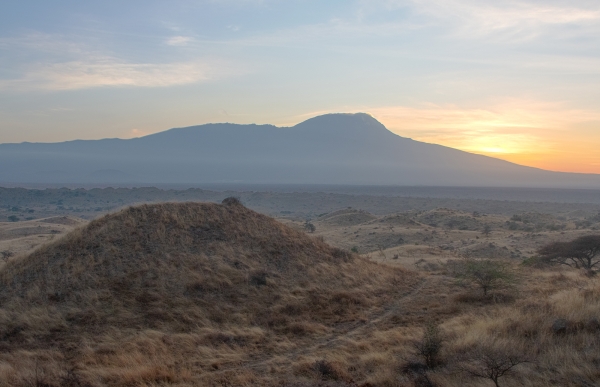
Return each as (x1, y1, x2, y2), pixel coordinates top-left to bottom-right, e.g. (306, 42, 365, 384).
(406, 0, 600, 39)
(0, 57, 237, 91)
(166, 36, 194, 46)
(203, 0, 600, 53)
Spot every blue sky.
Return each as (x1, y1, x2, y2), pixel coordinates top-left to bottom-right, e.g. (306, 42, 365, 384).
(1, 0, 600, 172)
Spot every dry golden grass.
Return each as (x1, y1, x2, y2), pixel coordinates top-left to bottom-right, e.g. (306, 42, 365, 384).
(0, 200, 598, 386)
(0, 216, 85, 266)
(0, 201, 417, 386)
(435, 268, 600, 387)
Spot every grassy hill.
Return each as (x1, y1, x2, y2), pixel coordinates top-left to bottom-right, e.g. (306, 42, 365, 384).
(1, 200, 599, 386)
(0, 200, 415, 386)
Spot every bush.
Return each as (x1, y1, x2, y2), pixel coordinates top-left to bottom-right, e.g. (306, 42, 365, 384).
(313, 360, 348, 381)
(454, 259, 514, 296)
(414, 323, 444, 369)
(482, 224, 492, 236)
(221, 197, 242, 206)
(249, 271, 268, 286)
(1, 250, 14, 262)
(304, 221, 316, 233)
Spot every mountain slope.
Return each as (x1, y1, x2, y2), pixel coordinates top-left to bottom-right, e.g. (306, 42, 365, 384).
(1, 113, 599, 188)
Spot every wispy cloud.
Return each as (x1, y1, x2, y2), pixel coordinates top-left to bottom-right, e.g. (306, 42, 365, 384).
(0, 32, 88, 56)
(0, 57, 235, 91)
(194, 0, 600, 53)
(406, 0, 600, 39)
(165, 36, 194, 46)
(0, 32, 242, 91)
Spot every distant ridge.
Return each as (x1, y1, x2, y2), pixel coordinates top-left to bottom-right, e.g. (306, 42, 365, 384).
(1, 113, 599, 188)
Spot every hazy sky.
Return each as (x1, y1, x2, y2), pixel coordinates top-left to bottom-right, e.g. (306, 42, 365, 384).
(1, 0, 600, 173)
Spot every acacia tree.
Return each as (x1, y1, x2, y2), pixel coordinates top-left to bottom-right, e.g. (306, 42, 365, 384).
(537, 235, 600, 270)
(455, 259, 514, 296)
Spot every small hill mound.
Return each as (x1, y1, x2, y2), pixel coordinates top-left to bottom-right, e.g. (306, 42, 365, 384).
(0, 201, 413, 386)
(39, 215, 85, 226)
(415, 208, 484, 231)
(506, 211, 566, 231)
(318, 208, 377, 226)
(375, 213, 419, 227)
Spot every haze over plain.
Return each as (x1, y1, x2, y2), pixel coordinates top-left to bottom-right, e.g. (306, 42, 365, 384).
(1, 0, 600, 174)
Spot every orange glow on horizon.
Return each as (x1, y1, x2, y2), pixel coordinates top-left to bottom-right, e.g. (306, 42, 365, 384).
(361, 101, 600, 175)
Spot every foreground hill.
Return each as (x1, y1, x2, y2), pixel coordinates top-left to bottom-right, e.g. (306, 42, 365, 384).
(2, 113, 600, 188)
(0, 200, 414, 386)
(0, 201, 599, 386)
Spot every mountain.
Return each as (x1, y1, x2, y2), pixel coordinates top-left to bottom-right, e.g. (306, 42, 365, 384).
(0, 200, 412, 385)
(1, 113, 599, 188)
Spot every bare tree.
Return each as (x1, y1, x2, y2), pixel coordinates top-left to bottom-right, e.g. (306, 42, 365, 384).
(537, 235, 600, 270)
(460, 345, 530, 387)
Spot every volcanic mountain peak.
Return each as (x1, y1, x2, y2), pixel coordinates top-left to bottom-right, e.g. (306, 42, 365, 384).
(291, 113, 396, 136)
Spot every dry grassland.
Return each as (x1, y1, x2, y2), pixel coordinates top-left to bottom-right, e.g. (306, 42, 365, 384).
(0, 216, 85, 263)
(0, 202, 598, 386)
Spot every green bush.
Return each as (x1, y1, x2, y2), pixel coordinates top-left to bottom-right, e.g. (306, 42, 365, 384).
(454, 259, 515, 296)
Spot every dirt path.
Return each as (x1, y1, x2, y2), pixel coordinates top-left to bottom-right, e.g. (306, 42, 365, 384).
(208, 275, 430, 375)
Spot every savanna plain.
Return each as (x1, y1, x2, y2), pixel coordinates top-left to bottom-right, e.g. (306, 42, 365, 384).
(0, 187, 599, 387)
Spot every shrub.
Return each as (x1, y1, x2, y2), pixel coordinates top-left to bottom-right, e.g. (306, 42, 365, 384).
(313, 360, 348, 381)
(221, 196, 242, 206)
(454, 259, 514, 296)
(1, 250, 14, 262)
(482, 224, 492, 236)
(304, 221, 316, 233)
(249, 271, 268, 286)
(413, 323, 444, 369)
